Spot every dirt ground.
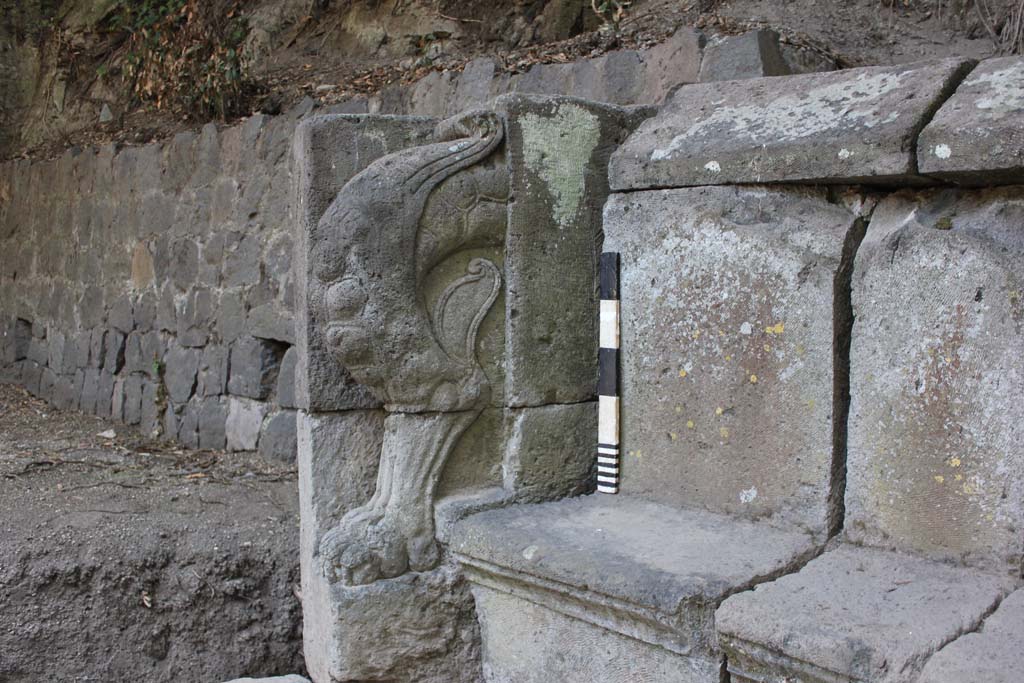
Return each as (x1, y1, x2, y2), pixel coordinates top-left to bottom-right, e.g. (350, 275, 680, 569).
(0, 383, 304, 682)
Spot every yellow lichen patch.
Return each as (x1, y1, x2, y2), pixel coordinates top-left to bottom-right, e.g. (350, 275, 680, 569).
(675, 406, 682, 414)
(749, 374, 758, 384)
(934, 475, 945, 484)
(679, 369, 688, 378)
(715, 406, 724, 416)
(669, 432, 678, 441)
(692, 330, 701, 340)
(948, 457, 961, 468)
(807, 399, 816, 409)
(686, 420, 695, 430)
(795, 345, 805, 356)
(725, 354, 732, 361)
(765, 322, 785, 335)
(719, 427, 730, 439)
(955, 474, 963, 481)
(763, 344, 772, 352)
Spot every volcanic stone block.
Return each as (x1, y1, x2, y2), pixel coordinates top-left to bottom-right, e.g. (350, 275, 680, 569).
(248, 302, 294, 344)
(919, 588, 1024, 683)
(453, 495, 817, 682)
(918, 56, 1024, 184)
(6, 318, 30, 364)
(226, 397, 268, 451)
(198, 397, 228, 451)
(499, 94, 652, 406)
(177, 288, 215, 347)
(197, 345, 228, 397)
(847, 187, 1024, 573)
(140, 380, 162, 437)
(293, 114, 436, 411)
(276, 347, 297, 409)
(716, 545, 1013, 683)
(79, 367, 100, 414)
(471, 585, 720, 683)
(228, 336, 284, 400)
(698, 30, 791, 82)
(95, 371, 115, 418)
(609, 58, 973, 190)
(502, 402, 596, 502)
(103, 329, 125, 373)
(297, 410, 480, 682)
(177, 401, 199, 448)
(164, 345, 201, 405)
(602, 186, 861, 537)
(258, 410, 297, 463)
(640, 27, 705, 103)
(123, 374, 143, 425)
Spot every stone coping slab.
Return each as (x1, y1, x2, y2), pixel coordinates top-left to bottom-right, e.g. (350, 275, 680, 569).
(920, 588, 1024, 683)
(609, 58, 973, 190)
(451, 494, 818, 646)
(919, 57, 1024, 184)
(716, 544, 1015, 683)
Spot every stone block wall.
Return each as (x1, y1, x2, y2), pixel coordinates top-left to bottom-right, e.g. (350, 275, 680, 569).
(0, 111, 306, 460)
(0, 26, 812, 458)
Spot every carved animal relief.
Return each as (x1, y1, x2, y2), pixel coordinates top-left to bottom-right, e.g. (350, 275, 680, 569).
(312, 110, 509, 585)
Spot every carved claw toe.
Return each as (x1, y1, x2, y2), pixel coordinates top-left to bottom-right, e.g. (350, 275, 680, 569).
(318, 507, 439, 586)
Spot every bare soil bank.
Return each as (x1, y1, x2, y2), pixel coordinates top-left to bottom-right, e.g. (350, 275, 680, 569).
(0, 383, 304, 682)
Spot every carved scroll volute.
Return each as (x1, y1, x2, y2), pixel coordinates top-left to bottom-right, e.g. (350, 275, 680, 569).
(313, 110, 505, 413)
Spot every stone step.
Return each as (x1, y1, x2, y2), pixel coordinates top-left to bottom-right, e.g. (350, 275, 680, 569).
(716, 543, 1015, 683)
(452, 494, 820, 682)
(920, 588, 1024, 683)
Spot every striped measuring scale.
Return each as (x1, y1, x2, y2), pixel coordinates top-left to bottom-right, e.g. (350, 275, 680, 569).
(597, 252, 620, 494)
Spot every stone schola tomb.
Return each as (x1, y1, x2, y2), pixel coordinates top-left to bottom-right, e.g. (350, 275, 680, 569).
(2, 26, 1024, 683)
(286, 56, 1024, 683)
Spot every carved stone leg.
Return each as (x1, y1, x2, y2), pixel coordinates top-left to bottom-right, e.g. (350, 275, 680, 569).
(319, 410, 480, 585)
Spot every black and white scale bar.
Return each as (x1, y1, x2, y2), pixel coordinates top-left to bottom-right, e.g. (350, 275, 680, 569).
(597, 252, 620, 494)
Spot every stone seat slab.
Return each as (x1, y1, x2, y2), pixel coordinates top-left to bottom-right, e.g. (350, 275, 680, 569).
(716, 543, 1016, 683)
(918, 56, 1024, 184)
(919, 588, 1024, 683)
(608, 58, 973, 190)
(452, 494, 818, 651)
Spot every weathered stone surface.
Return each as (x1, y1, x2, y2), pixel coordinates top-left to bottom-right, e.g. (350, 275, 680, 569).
(455, 496, 816, 639)
(248, 302, 294, 344)
(919, 588, 1024, 683)
(164, 345, 200, 404)
(699, 30, 790, 82)
(471, 585, 720, 683)
(197, 344, 228, 397)
(275, 347, 297, 409)
(502, 402, 596, 501)
(500, 94, 651, 406)
(304, 564, 481, 683)
(197, 397, 228, 450)
(603, 186, 861, 536)
(455, 494, 814, 682)
(222, 676, 309, 683)
(918, 56, 1024, 184)
(293, 114, 435, 411)
(640, 28, 705, 103)
(258, 410, 297, 463)
(228, 336, 284, 400)
(847, 187, 1024, 573)
(609, 58, 973, 190)
(716, 544, 1013, 683)
(226, 397, 268, 451)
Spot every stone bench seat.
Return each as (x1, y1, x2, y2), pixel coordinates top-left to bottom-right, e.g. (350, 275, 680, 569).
(919, 588, 1024, 683)
(716, 544, 1016, 683)
(451, 494, 820, 682)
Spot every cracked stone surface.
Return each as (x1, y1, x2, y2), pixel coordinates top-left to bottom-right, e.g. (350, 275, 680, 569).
(716, 543, 1015, 683)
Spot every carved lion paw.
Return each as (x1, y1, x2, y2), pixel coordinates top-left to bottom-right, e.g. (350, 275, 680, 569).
(318, 506, 441, 586)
